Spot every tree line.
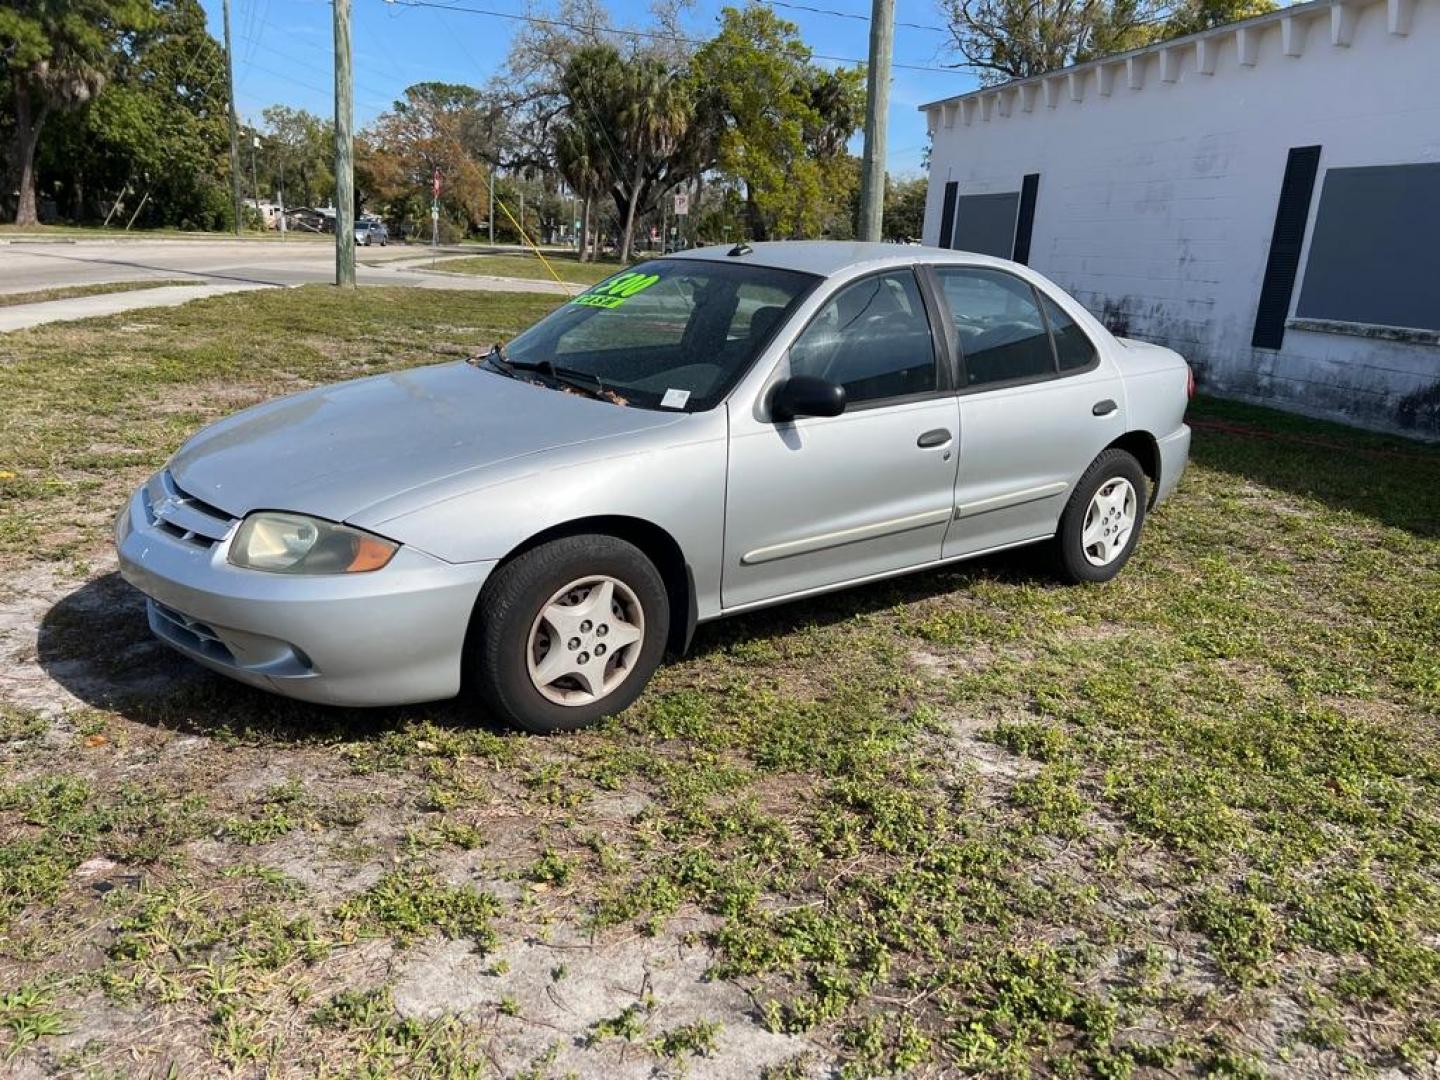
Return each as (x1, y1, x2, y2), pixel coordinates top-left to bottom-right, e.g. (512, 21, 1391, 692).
(3, 0, 1270, 239)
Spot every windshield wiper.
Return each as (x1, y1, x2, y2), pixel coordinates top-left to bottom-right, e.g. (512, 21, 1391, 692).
(476, 345, 612, 403)
(507, 358, 611, 402)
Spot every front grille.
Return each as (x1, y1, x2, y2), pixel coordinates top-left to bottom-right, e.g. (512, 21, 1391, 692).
(143, 471, 237, 548)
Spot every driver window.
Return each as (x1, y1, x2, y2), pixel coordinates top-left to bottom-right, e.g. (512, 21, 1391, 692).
(935, 267, 1056, 388)
(788, 271, 937, 406)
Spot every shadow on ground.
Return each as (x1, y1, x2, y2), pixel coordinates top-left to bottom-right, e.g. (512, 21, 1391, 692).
(1188, 397, 1440, 537)
(40, 547, 1051, 739)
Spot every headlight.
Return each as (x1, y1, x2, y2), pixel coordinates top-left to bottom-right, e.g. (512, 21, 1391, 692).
(228, 512, 398, 574)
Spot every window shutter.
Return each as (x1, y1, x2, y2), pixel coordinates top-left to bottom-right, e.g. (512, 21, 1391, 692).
(1012, 174, 1040, 265)
(937, 182, 959, 249)
(1251, 146, 1322, 349)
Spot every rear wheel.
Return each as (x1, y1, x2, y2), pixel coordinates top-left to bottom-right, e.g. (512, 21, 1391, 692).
(1054, 448, 1147, 583)
(472, 535, 669, 733)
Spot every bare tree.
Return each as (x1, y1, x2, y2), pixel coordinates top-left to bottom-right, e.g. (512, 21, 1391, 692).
(938, 0, 1275, 84)
(489, 0, 612, 173)
(938, 0, 1167, 84)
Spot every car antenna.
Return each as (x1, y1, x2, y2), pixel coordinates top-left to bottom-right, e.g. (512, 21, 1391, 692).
(727, 241, 753, 257)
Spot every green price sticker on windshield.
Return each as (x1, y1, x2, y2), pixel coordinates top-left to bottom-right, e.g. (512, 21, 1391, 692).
(571, 271, 661, 309)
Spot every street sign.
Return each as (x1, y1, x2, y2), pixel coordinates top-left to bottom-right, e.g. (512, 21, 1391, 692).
(672, 191, 689, 216)
(432, 167, 441, 198)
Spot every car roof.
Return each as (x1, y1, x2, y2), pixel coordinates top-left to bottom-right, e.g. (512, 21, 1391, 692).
(657, 240, 1021, 278)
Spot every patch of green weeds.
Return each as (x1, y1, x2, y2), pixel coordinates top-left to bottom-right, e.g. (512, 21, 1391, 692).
(221, 779, 309, 844)
(0, 775, 210, 929)
(584, 996, 655, 1046)
(311, 985, 491, 1077)
(336, 870, 501, 949)
(0, 985, 67, 1062)
(648, 1018, 722, 1060)
(526, 847, 578, 886)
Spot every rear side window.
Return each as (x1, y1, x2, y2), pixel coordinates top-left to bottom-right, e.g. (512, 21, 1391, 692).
(789, 271, 937, 406)
(935, 267, 1053, 388)
(1040, 293, 1097, 371)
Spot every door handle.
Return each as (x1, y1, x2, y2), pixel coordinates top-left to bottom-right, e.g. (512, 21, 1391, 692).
(1092, 399, 1118, 417)
(917, 428, 952, 448)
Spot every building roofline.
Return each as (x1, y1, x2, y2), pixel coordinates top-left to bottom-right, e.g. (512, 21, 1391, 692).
(918, 0, 1406, 114)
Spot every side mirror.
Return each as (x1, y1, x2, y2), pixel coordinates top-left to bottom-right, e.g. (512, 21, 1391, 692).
(771, 375, 846, 423)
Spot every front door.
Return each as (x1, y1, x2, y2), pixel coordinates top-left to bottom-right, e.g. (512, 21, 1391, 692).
(722, 269, 960, 610)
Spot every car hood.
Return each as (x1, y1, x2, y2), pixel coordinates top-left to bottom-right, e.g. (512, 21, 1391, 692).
(169, 362, 683, 523)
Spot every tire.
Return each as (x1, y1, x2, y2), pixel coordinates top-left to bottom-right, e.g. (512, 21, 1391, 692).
(471, 534, 669, 733)
(1053, 448, 1148, 584)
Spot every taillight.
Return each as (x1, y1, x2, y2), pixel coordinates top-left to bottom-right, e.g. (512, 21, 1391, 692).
(1185, 364, 1196, 400)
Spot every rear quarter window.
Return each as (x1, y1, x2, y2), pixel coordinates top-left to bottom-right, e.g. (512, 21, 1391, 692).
(1040, 294, 1098, 371)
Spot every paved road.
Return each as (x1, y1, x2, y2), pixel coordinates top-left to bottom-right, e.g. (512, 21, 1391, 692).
(0, 238, 573, 296)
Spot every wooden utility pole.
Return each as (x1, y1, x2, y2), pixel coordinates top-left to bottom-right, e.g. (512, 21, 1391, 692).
(333, 0, 355, 287)
(857, 0, 894, 242)
(222, 0, 243, 236)
(250, 134, 260, 214)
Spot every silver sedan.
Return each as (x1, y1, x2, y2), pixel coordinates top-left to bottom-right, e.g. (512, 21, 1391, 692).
(115, 242, 1192, 732)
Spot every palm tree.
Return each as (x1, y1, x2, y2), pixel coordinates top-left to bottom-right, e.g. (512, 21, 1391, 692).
(556, 122, 604, 261)
(560, 44, 707, 264)
(614, 58, 689, 262)
(805, 68, 864, 160)
(559, 45, 623, 257)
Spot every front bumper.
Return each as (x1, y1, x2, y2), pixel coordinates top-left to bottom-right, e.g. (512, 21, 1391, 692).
(115, 474, 494, 706)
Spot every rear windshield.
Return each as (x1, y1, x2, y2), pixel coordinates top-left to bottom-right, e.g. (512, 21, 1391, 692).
(501, 258, 818, 411)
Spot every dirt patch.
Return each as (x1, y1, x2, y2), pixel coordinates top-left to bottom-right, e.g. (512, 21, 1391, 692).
(391, 917, 813, 1077)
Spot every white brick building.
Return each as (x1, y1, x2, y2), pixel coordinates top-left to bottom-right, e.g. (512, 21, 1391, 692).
(920, 0, 1439, 437)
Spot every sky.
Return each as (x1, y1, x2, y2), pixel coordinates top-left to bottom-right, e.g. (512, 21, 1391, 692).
(198, 0, 982, 179)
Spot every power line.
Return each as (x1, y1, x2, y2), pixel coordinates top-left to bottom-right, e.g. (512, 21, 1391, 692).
(382, 0, 964, 73)
(238, 32, 396, 107)
(244, 57, 394, 114)
(767, 0, 949, 34)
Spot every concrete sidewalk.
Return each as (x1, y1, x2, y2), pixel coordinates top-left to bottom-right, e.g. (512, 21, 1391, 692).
(0, 283, 270, 333)
(378, 262, 579, 295)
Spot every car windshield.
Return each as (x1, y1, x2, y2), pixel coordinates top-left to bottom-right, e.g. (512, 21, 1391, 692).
(495, 258, 818, 411)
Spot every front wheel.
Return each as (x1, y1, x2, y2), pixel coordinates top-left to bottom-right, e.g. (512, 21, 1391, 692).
(471, 535, 669, 733)
(1053, 448, 1148, 583)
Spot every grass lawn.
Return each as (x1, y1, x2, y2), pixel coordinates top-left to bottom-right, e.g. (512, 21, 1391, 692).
(0, 280, 198, 309)
(1, 285, 1437, 1077)
(429, 251, 623, 286)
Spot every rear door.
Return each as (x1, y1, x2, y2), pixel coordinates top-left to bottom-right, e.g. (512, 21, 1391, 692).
(930, 265, 1125, 557)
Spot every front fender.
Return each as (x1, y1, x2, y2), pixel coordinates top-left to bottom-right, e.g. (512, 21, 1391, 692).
(354, 415, 730, 620)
